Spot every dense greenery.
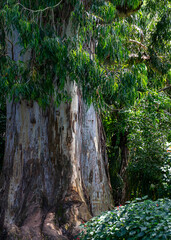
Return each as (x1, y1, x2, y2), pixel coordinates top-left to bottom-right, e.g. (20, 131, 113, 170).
(127, 93, 171, 199)
(103, 91, 171, 202)
(101, 0, 171, 202)
(78, 198, 171, 240)
(0, 0, 169, 107)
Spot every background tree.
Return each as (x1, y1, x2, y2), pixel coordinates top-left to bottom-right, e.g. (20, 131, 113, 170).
(103, 0, 171, 203)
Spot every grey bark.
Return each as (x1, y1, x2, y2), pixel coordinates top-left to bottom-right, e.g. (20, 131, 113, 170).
(0, 25, 113, 240)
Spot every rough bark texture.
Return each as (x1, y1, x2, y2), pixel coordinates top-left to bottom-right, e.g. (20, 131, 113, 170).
(0, 6, 113, 238)
(0, 85, 113, 239)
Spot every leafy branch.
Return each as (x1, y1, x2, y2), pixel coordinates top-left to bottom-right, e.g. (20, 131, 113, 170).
(128, 39, 147, 50)
(15, 0, 63, 13)
(159, 85, 171, 92)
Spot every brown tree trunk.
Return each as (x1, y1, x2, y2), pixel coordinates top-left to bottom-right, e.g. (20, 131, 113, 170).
(0, 5, 113, 238)
(0, 84, 113, 239)
(119, 132, 129, 204)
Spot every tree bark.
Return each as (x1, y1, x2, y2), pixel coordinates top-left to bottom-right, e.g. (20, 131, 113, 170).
(0, 83, 113, 239)
(119, 133, 129, 204)
(0, 5, 113, 238)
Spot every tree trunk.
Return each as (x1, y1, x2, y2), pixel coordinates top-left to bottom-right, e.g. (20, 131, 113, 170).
(0, 84, 113, 239)
(119, 132, 129, 204)
(0, 7, 113, 238)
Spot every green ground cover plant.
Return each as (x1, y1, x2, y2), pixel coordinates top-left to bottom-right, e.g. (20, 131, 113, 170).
(78, 198, 171, 240)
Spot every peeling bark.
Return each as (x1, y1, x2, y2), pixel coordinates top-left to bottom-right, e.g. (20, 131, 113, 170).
(0, 84, 113, 239)
(0, 9, 113, 238)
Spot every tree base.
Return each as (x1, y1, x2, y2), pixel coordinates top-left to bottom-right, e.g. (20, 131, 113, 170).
(0, 93, 113, 239)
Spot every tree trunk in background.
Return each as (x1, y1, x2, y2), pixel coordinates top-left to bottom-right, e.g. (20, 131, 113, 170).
(0, 84, 113, 239)
(119, 132, 129, 204)
(110, 131, 129, 205)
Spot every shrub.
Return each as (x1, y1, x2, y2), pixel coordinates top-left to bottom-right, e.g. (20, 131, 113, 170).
(79, 198, 171, 240)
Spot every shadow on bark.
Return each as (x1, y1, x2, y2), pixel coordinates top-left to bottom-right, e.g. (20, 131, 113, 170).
(0, 95, 113, 240)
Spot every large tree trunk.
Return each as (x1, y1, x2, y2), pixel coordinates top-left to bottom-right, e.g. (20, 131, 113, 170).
(0, 6, 113, 238)
(0, 84, 113, 239)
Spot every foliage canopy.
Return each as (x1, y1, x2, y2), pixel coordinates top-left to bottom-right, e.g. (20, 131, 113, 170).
(0, 0, 170, 108)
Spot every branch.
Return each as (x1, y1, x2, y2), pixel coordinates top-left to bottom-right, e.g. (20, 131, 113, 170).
(132, 25, 144, 37)
(15, 0, 63, 13)
(127, 39, 149, 64)
(158, 85, 171, 92)
(6, 38, 14, 60)
(128, 53, 150, 64)
(128, 39, 147, 50)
